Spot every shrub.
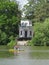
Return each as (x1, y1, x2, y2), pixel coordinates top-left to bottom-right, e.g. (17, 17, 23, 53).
(31, 18, 49, 46)
(32, 32, 45, 46)
(7, 40, 17, 48)
(45, 37, 49, 46)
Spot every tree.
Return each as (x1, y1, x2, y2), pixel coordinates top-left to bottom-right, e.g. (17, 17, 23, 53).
(31, 18, 49, 46)
(24, 0, 49, 24)
(0, 0, 21, 45)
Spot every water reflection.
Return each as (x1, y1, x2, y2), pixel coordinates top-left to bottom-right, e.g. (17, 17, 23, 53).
(14, 50, 20, 56)
(0, 46, 49, 65)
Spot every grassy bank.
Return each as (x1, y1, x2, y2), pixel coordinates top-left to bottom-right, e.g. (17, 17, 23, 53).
(30, 45, 49, 50)
(0, 45, 8, 49)
(0, 45, 49, 51)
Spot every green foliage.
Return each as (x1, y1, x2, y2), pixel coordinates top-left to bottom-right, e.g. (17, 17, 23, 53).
(9, 36, 15, 41)
(24, 0, 49, 24)
(0, 30, 9, 45)
(31, 18, 49, 46)
(33, 32, 45, 46)
(7, 40, 17, 48)
(0, 0, 21, 45)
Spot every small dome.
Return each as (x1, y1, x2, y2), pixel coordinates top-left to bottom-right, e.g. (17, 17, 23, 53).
(21, 20, 32, 26)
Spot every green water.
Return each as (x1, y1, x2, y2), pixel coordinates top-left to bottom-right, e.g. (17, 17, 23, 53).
(0, 46, 49, 65)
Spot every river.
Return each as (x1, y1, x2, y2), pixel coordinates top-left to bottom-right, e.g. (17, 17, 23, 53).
(0, 46, 49, 65)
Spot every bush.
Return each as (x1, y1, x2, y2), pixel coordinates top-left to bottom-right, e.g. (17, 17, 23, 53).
(32, 32, 45, 46)
(27, 40, 32, 46)
(30, 18, 49, 46)
(7, 40, 17, 48)
(45, 37, 49, 46)
(0, 30, 9, 45)
(46, 42, 49, 46)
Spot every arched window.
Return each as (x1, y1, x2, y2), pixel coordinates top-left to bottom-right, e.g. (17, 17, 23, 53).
(21, 31, 22, 35)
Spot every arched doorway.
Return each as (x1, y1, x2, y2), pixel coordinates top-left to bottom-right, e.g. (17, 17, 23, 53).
(25, 31, 27, 38)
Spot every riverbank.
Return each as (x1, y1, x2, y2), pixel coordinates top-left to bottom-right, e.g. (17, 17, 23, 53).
(17, 41, 28, 45)
(0, 45, 49, 59)
(0, 45, 49, 50)
(31, 45, 49, 50)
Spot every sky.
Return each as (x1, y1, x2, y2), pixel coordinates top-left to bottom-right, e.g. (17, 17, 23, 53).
(16, 0, 28, 8)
